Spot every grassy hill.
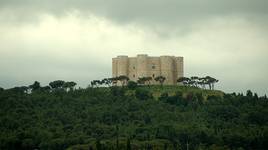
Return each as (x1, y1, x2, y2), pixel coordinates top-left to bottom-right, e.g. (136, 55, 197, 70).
(0, 85, 267, 150)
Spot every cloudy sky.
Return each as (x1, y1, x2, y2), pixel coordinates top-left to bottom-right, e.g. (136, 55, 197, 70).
(0, 0, 267, 95)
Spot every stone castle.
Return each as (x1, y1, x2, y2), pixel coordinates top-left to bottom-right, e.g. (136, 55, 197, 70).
(112, 54, 184, 85)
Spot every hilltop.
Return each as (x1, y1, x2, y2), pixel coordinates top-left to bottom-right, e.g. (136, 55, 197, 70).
(0, 85, 267, 150)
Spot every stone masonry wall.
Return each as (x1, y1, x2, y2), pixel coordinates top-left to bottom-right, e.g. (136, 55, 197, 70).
(112, 54, 184, 85)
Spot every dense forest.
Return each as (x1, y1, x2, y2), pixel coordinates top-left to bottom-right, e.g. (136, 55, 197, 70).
(0, 80, 267, 150)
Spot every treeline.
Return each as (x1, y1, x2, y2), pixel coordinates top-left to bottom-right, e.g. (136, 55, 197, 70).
(2, 75, 218, 93)
(177, 76, 219, 90)
(0, 80, 77, 94)
(0, 80, 267, 150)
(91, 75, 219, 90)
(0, 75, 219, 93)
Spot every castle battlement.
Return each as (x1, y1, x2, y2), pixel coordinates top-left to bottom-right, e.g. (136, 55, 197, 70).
(112, 54, 184, 85)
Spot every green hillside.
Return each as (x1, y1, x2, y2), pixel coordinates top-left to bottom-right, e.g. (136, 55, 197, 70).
(137, 85, 224, 99)
(0, 85, 267, 150)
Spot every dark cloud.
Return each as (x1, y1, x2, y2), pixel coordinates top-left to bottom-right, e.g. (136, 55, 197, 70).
(1, 0, 268, 25)
(0, 0, 267, 95)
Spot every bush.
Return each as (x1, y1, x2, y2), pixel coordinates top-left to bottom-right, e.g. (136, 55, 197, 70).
(110, 86, 125, 96)
(135, 88, 152, 100)
(159, 92, 169, 102)
(127, 81, 138, 90)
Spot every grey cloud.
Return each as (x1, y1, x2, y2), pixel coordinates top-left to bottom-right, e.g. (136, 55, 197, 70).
(1, 0, 268, 26)
(0, 0, 267, 95)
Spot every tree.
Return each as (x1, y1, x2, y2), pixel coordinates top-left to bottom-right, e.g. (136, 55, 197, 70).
(63, 81, 77, 91)
(9, 86, 28, 94)
(0, 87, 4, 92)
(159, 92, 169, 102)
(197, 77, 206, 89)
(118, 75, 129, 86)
(144, 77, 153, 87)
(190, 76, 199, 87)
(110, 77, 118, 86)
(90, 80, 97, 88)
(210, 77, 219, 90)
(138, 77, 153, 87)
(127, 81, 138, 89)
(49, 80, 65, 89)
(137, 77, 146, 85)
(116, 125, 119, 149)
(91, 80, 102, 88)
(96, 139, 102, 150)
(135, 88, 152, 100)
(101, 78, 113, 87)
(177, 77, 190, 86)
(246, 90, 253, 97)
(40, 86, 51, 92)
(154, 76, 166, 87)
(29, 81, 41, 92)
(204, 76, 219, 90)
(254, 93, 258, 100)
(126, 138, 131, 150)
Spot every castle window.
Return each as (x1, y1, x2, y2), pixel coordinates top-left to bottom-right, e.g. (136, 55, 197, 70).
(152, 74, 155, 78)
(152, 65, 156, 69)
(133, 74, 135, 78)
(133, 66, 135, 69)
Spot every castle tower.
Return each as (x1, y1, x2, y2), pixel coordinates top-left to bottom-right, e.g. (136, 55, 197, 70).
(160, 56, 175, 84)
(137, 54, 148, 78)
(112, 54, 184, 85)
(176, 57, 184, 79)
(117, 55, 128, 76)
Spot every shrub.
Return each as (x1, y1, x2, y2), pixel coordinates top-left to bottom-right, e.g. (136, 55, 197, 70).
(127, 81, 138, 90)
(135, 88, 152, 100)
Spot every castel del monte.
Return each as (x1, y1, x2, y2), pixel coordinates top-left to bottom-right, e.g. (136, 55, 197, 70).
(112, 54, 184, 85)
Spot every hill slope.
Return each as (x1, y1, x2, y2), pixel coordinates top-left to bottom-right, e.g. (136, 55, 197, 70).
(0, 86, 267, 150)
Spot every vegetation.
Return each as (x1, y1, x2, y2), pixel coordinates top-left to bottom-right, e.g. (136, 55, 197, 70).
(0, 79, 267, 150)
(137, 77, 153, 87)
(178, 76, 219, 90)
(154, 76, 166, 87)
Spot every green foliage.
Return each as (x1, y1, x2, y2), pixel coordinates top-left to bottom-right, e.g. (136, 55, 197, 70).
(137, 77, 153, 86)
(246, 90, 253, 97)
(110, 86, 126, 97)
(49, 80, 65, 89)
(29, 81, 41, 91)
(154, 76, 166, 86)
(177, 76, 219, 90)
(117, 75, 130, 86)
(0, 85, 267, 150)
(135, 88, 152, 100)
(63, 81, 77, 91)
(127, 81, 138, 90)
(126, 138, 131, 150)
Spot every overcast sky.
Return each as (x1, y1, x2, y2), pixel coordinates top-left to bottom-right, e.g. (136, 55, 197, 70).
(0, 0, 267, 95)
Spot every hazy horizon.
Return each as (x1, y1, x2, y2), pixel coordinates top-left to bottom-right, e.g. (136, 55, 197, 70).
(0, 0, 267, 95)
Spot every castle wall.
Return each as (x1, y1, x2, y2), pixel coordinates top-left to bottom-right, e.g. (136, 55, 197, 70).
(160, 56, 175, 85)
(112, 54, 184, 85)
(176, 57, 184, 79)
(137, 54, 148, 78)
(112, 58, 118, 77)
(128, 57, 137, 81)
(147, 57, 161, 84)
(117, 56, 128, 76)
